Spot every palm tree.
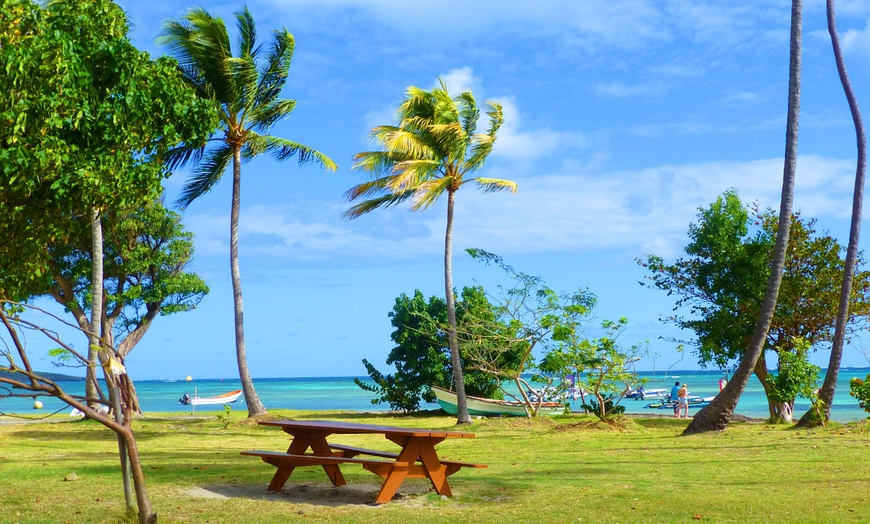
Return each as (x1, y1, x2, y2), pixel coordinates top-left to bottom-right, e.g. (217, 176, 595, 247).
(159, 7, 337, 417)
(344, 80, 516, 424)
(796, 0, 865, 427)
(684, 0, 802, 435)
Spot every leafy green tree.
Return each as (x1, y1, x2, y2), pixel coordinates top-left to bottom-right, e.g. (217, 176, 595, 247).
(356, 288, 504, 412)
(764, 338, 821, 422)
(641, 190, 870, 422)
(1, 0, 217, 520)
(560, 318, 645, 421)
(344, 80, 516, 424)
(159, 7, 337, 417)
(44, 199, 208, 412)
(849, 373, 870, 415)
(798, 0, 867, 427)
(459, 249, 597, 417)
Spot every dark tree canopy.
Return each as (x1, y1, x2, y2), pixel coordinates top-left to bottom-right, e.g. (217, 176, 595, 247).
(356, 287, 508, 413)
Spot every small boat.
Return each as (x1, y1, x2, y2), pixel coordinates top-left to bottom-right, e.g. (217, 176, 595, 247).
(431, 386, 565, 417)
(626, 387, 668, 400)
(178, 389, 242, 406)
(644, 395, 715, 410)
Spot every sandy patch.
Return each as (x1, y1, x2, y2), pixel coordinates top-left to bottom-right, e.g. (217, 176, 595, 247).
(183, 481, 438, 507)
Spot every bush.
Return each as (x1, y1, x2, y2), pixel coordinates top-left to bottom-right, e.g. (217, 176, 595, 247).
(850, 374, 870, 415)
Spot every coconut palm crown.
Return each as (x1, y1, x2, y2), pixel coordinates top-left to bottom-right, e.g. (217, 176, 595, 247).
(344, 80, 516, 423)
(159, 7, 336, 417)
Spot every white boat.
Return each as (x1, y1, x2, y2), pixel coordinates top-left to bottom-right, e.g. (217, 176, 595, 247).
(431, 386, 565, 417)
(178, 389, 242, 406)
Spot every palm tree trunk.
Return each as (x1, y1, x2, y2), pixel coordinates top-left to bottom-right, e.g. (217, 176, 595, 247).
(797, 0, 866, 427)
(230, 146, 266, 417)
(86, 208, 104, 408)
(444, 189, 470, 424)
(684, 0, 802, 435)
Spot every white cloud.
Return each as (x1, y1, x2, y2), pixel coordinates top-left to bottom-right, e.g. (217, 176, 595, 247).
(491, 97, 587, 162)
(184, 155, 858, 269)
(439, 67, 481, 96)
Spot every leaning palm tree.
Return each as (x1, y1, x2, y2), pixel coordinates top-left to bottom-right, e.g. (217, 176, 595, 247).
(344, 80, 516, 424)
(796, 0, 865, 427)
(684, 0, 802, 435)
(159, 7, 337, 417)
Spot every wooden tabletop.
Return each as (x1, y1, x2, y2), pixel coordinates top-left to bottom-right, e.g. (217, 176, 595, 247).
(258, 419, 476, 439)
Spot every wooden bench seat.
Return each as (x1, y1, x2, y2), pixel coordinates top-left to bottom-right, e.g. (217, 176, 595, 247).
(329, 444, 487, 469)
(242, 450, 405, 468)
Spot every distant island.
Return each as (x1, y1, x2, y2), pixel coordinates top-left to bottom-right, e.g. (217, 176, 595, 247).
(0, 369, 85, 382)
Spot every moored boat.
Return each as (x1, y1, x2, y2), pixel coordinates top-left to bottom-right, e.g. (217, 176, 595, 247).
(644, 395, 715, 410)
(431, 386, 565, 417)
(178, 389, 243, 406)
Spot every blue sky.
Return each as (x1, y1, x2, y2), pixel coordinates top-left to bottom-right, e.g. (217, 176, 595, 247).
(32, 0, 870, 379)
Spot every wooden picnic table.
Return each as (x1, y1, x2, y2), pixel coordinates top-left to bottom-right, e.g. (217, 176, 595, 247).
(242, 419, 486, 504)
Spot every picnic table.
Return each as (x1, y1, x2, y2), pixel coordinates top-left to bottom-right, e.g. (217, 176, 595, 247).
(242, 419, 486, 504)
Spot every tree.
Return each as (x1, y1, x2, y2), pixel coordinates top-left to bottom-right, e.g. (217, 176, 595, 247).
(684, 0, 802, 435)
(764, 338, 821, 423)
(356, 287, 504, 412)
(43, 200, 208, 412)
(1, 0, 217, 520)
(459, 249, 597, 417)
(344, 80, 516, 423)
(797, 0, 867, 427)
(159, 7, 337, 417)
(556, 318, 646, 421)
(640, 191, 870, 421)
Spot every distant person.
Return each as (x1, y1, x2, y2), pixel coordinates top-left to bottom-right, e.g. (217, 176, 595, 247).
(719, 375, 728, 391)
(678, 384, 689, 418)
(670, 381, 681, 417)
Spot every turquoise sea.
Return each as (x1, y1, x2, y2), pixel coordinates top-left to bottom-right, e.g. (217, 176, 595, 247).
(2, 368, 869, 422)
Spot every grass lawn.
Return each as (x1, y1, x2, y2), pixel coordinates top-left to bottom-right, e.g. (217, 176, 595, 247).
(1, 411, 868, 523)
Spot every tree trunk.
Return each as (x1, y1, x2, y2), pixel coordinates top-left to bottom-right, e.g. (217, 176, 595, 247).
(120, 426, 157, 524)
(684, 0, 802, 435)
(797, 0, 866, 427)
(86, 208, 104, 408)
(230, 146, 266, 417)
(752, 357, 778, 420)
(444, 189, 470, 424)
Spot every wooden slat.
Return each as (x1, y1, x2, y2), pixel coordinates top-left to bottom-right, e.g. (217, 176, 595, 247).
(258, 419, 475, 439)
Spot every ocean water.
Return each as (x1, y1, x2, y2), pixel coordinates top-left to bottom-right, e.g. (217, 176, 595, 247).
(2, 369, 869, 422)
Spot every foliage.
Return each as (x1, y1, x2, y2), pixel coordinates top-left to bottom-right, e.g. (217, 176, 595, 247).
(345, 79, 516, 423)
(553, 318, 646, 421)
(764, 338, 821, 422)
(44, 199, 208, 356)
(640, 190, 870, 409)
(159, 6, 336, 418)
(458, 249, 600, 416)
(850, 374, 870, 415)
(356, 288, 505, 412)
(0, 0, 216, 302)
(0, 1, 218, 520)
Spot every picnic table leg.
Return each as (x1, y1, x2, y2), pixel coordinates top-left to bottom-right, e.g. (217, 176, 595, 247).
(266, 432, 347, 492)
(375, 436, 450, 503)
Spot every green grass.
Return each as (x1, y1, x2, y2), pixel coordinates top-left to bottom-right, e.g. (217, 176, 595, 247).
(1, 411, 869, 523)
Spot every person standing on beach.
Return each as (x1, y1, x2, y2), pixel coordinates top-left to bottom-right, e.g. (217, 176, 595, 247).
(678, 384, 690, 418)
(670, 381, 681, 417)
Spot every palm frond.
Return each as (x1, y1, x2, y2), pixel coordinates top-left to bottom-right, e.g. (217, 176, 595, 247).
(342, 188, 417, 219)
(256, 30, 294, 107)
(410, 176, 453, 210)
(388, 160, 442, 191)
(465, 101, 503, 171)
(176, 144, 233, 209)
(243, 135, 337, 170)
(248, 98, 296, 131)
(471, 177, 518, 194)
(162, 142, 207, 172)
(381, 129, 436, 160)
(235, 7, 259, 60)
(352, 150, 401, 176)
(227, 55, 259, 117)
(343, 176, 398, 201)
(457, 90, 479, 138)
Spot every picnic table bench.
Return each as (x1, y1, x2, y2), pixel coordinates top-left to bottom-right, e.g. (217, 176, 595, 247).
(242, 419, 486, 504)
